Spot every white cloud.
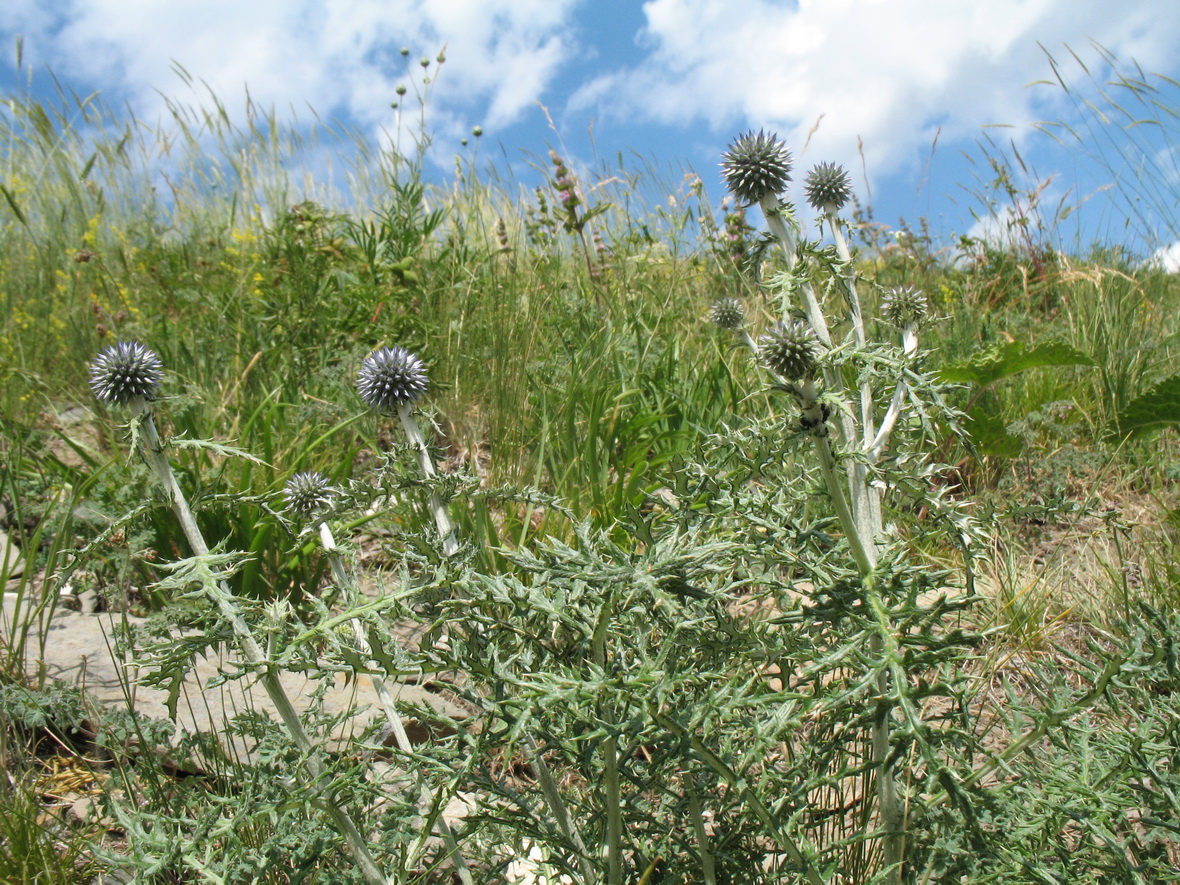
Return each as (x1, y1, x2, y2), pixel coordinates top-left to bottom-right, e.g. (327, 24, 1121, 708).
(1150, 241, 1180, 272)
(2, 0, 582, 134)
(571, 0, 1180, 188)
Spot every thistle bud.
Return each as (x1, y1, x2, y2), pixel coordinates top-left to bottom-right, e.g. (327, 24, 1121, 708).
(357, 346, 428, 413)
(759, 320, 819, 379)
(709, 297, 746, 330)
(804, 162, 852, 212)
(89, 341, 164, 405)
(720, 130, 792, 205)
(882, 286, 928, 327)
(283, 471, 336, 520)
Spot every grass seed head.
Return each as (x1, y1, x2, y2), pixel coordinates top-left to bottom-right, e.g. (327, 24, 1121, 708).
(721, 130, 792, 205)
(89, 340, 164, 405)
(357, 346, 428, 413)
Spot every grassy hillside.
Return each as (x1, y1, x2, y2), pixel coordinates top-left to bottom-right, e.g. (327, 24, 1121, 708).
(1, 73, 1179, 883)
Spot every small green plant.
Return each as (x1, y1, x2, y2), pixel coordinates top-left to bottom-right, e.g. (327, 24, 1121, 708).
(86, 340, 391, 884)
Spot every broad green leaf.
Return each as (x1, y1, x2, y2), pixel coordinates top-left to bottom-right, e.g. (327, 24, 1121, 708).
(963, 408, 1024, 458)
(1113, 371, 1180, 437)
(939, 340, 1095, 386)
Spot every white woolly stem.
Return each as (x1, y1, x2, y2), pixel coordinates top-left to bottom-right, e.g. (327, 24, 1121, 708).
(129, 402, 388, 885)
(133, 401, 207, 557)
(867, 326, 919, 461)
(759, 194, 832, 347)
(826, 207, 876, 442)
(392, 405, 590, 879)
(317, 520, 475, 885)
(396, 403, 459, 557)
(796, 378, 903, 884)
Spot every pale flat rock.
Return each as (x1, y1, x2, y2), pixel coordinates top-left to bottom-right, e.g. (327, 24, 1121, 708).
(0, 528, 23, 577)
(1, 593, 470, 765)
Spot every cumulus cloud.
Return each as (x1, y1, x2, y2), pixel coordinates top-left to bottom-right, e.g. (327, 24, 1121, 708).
(1150, 241, 1180, 272)
(570, 0, 1180, 185)
(2, 0, 582, 134)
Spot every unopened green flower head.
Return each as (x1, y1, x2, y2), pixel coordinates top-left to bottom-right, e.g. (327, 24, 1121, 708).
(759, 320, 819, 379)
(709, 297, 746, 330)
(357, 346, 428, 413)
(283, 471, 336, 520)
(721, 130, 792, 205)
(882, 285, 928, 327)
(804, 162, 852, 212)
(89, 340, 164, 405)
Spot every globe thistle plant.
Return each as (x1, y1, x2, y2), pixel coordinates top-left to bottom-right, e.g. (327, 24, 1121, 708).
(88, 346, 389, 885)
(356, 346, 428, 414)
(357, 346, 457, 556)
(759, 320, 819, 380)
(89, 340, 164, 405)
(284, 466, 474, 883)
(804, 162, 853, 213)
(716, 131, 979, 885)
(721, 130, 793, 205)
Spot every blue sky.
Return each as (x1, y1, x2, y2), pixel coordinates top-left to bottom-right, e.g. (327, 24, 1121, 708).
(4, 0, 1180, 259)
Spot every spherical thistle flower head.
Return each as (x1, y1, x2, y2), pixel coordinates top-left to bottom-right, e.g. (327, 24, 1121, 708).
(709, 297, 746, 330)
(759, 320, 820, 380)
(804, 162, 853, 212)
(357, 346, 428, 413)
(283, 471, 336, 520)
(89, 340, 164, 405)
(882, 286, 929, 327)
(721, 130, 792, 205)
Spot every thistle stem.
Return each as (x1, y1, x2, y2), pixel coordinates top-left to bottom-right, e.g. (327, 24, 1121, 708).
(826, 208, 878, 450)
(395, 403, 458, 556)
(130, 403, 388, 885)
(804, 396, 905, 884)
(650, 708, 826, 885)
(392, 402, 592, 881)
(526, 736, 598, 885)
(687, 785, 717, 885)
(592, 597, 623, 885)
(317, 521, 475, 885)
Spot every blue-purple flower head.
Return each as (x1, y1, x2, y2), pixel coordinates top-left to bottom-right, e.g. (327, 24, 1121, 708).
(89, 341, 164, 405)
(759, 320, 819, 380)
(721, 130, 793, 205)
(357, 346, 428, 413)
(283, 471, 337, 520)
(804, 162, 853, 212)
(709, 297, 746, 330)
